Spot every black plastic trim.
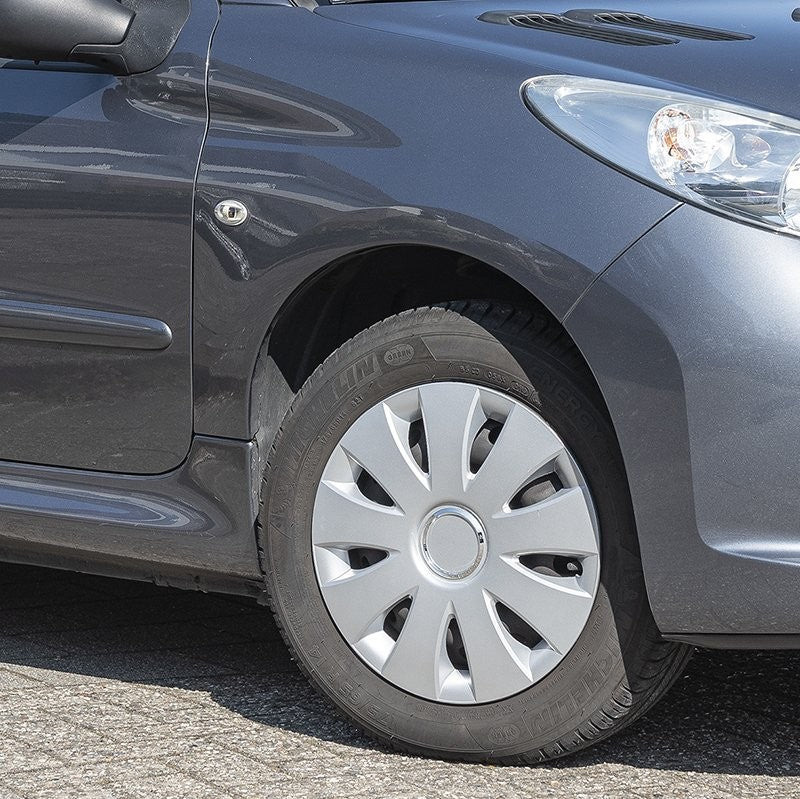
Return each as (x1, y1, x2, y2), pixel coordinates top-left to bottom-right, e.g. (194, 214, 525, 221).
(71, 0, 191, 75)
(663, 634, 800, 650)
(0, 0, 135, 63)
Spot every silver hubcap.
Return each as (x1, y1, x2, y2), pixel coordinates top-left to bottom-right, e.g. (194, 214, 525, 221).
(312, 382, 600, 704)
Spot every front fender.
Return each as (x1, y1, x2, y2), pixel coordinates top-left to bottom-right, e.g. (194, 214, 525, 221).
(192, 3, 676, 439)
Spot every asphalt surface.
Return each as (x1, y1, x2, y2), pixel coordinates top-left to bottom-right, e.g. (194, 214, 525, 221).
(0, 563, 797, 799)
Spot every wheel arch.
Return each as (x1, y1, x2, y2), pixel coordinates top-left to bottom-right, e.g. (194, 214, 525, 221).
(247, 242, 616, 468)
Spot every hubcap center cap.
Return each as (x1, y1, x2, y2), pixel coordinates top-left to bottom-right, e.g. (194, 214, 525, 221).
(420, 506, 486, 580)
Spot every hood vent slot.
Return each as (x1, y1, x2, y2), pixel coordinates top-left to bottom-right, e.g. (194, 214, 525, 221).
(585, 11, 754, 41)
(479, 11, 675, 44)
(478, 9, 754, 46)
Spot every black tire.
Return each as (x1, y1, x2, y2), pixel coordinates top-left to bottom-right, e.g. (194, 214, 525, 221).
(260, 302, 692, 763)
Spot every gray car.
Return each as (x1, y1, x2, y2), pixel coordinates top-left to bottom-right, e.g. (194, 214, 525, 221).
(0, 0, 797, 764)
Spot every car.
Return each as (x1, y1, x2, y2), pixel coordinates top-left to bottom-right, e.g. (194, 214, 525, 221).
(1, 0, 798, 765)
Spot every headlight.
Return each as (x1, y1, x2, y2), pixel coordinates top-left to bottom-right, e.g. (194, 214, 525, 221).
(523, 75, 800, 235)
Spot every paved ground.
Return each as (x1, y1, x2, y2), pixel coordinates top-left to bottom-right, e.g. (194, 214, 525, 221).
(0, 564, 797, 799)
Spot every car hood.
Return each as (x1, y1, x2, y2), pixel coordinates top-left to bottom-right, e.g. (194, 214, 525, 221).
(316, 0, 800, 120)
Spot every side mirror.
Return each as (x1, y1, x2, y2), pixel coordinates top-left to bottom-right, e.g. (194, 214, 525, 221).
(1, 0, 135, 71)
(0, 0, 190, 76)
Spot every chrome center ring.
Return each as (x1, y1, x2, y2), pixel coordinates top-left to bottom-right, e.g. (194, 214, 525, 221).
(419, 506, 487, 580)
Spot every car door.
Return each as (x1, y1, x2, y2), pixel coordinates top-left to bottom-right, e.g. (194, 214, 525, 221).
(0, 0, 218, 473)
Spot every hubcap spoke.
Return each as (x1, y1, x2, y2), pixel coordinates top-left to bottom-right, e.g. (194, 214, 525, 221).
(454, 587, 534, 701)
(467, 403, 565, 513)
(483, 557, 595, 655)
(317, 553, 418, 643)
(418, 383, 483, 498)
(338, 401, 429, 515)
(381, 585, 452, 699)
(489, 487, 598, 558)
(313, 479, 409, 552)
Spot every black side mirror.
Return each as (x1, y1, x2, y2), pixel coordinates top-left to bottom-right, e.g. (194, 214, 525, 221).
(0, 0, 191, 76)
(1, 0, 134, 68)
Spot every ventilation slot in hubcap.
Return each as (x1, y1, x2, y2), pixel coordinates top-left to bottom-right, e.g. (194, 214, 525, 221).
(509, 472, 563, 509)
(496, 602, 542, 649)
(446, 618, 469, 671)
(356, 468, 393, 507)
(519, 553, 583, 578)
(383, 597, 412, 641)
(469, 419, 503, 473)
(408, 417, 429, 473)
(347, 547, 388, 571)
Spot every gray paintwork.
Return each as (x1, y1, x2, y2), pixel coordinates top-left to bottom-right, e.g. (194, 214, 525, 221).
(192, 3, 676, 437)
(566, 204, 800, 635)
(0, 0, 216, 472)
(0, 0, 798, 640)
(0, 436, 263, 594)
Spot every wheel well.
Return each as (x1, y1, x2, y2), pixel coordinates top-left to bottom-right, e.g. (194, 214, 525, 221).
(267, 245, 558, 393)
(251, 245, 607, 459)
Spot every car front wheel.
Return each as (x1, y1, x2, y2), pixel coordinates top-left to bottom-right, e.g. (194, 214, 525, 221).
(261, 302, 691, 762)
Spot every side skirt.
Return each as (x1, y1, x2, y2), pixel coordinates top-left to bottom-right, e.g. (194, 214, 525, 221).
(0, 436, 265, 597)
(664, 634, 800, 650)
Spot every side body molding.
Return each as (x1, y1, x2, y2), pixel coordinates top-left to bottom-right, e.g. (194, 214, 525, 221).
(0, 298, 172, 350)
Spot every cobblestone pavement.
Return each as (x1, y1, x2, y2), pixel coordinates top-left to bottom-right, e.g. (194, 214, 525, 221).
(0, 563, 797, 799)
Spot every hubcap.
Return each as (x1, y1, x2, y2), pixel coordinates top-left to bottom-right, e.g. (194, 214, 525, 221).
(312, 382, 600, 704)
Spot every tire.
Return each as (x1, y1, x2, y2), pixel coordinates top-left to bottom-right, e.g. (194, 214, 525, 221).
(260, 302, 692, 763)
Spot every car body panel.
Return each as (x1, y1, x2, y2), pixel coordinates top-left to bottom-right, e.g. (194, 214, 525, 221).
(0, 435, 263, 592)
(0, 0, 218, 473)
(192, 3, 677, 440)
(314, 0, 800, 122)
(566, 203, 800, 634)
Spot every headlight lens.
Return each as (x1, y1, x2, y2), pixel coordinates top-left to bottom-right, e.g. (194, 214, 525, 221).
(524, 75, 800, 235)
